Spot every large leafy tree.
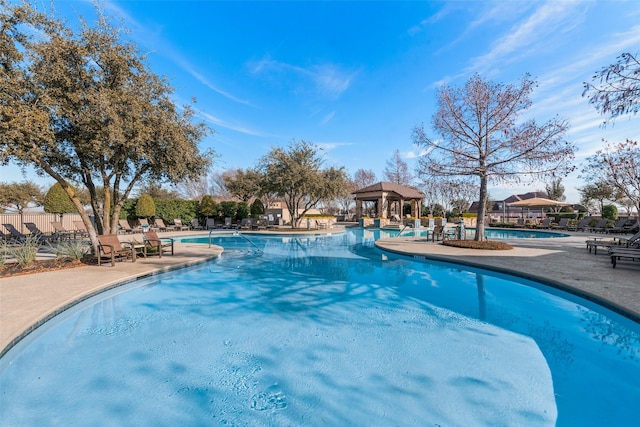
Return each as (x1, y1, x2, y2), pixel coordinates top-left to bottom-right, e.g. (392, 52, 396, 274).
(0, 181, 42, 214)
(583, 52, 640, 123)
(257, 140, 348, 228)
(581, 140, 640, 215)
(413, 74, 575, 240)
(578, 182, 616, 215)
(223, 168, 262, 202)
(0, 2, 211, 249)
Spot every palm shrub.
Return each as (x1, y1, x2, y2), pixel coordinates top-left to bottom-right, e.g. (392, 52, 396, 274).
(11, 235, 40, 268)
(49, 240, 90, 260)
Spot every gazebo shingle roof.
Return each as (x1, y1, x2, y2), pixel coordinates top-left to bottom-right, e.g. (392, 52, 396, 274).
(352, 182, 424, 199)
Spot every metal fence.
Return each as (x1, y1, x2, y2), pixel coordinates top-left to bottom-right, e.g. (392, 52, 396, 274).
(0, 213, 84, 235)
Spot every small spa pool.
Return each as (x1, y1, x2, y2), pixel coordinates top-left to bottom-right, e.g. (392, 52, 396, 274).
(0, 229, 638, 426)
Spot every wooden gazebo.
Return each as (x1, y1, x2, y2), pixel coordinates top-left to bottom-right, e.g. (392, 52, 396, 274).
(352, 182, 424, 220)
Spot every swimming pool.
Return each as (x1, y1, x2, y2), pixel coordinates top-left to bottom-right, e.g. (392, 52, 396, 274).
(1, 229, 638, 426)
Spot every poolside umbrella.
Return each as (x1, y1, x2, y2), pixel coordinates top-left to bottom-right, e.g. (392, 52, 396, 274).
(506, 197, 571, 208)
(507, 197, 571, 218)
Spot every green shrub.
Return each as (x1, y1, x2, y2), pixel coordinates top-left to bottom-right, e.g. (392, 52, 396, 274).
(44, 183, 77, 216)
(135, 194, 156, 218)
(602, 204, 618, 220)
(220, 201, 238, 220)
(235, 202, 249, 220)
(199, 195, 218, 218)
(250, 199, 265, 218)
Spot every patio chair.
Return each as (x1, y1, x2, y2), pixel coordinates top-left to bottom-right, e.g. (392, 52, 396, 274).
(552, 218, 569, 230)
(154, 218, 176, 232)
(190, 218, 204, 230)
(143, 230, 174, 257)
(97, 234, 136, 266)
(536, 218, 552, 229)
(205, 218, 216, 230)
(24, 222, 57, 243)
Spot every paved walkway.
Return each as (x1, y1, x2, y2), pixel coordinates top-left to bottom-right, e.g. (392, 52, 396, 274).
(1, 228, 638, 358)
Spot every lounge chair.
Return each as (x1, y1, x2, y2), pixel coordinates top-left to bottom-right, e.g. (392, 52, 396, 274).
(586, 231, 640, 255)
(154, 218, 176, 232)
(24, 222, 57, 243)
(205, 218, 216, 230)
(609, 246, 640, 268)
(190, 218, 204, 230)
(623, 218, 639, 233)
(173, 218, 190, 231)
(97, 234, 136, 266)
(138, 218, 158, 232)
(118, 219, 135, 234)
(2, 224, 27, 242)
(552, 218, 569, 230)
(589, 219, 608, 233)
(73, 220, 90, 237)
(50, 221, 73, 240)
(238, 218, 252, 230)
(608, 218, 629, 234)
(143, 230, 174, 257)
(223, 217, 235, 229)
(568, 218, 590, 232)
(536, 218, 552, 229)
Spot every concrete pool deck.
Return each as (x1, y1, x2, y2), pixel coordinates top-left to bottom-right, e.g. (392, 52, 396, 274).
(1, 228, 638, 358)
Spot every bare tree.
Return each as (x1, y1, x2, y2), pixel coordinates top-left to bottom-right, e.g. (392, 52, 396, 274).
(544, 178, 566, 202)
(384, 149, 413, 185)
(353, 168, 376, 189)
(413, 74, 575, 240)
(583, 52, 640, 123)
(581, 140, 640, 215)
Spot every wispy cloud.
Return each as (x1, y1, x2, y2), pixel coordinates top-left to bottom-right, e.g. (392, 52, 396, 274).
(320, 111, 336, 126)
(315, 141, 352, 152)
(467, 1, 587, 75)
(198, 111, 268, 137)
(249, 56, 358, 99)
(102, 0, 251, 106)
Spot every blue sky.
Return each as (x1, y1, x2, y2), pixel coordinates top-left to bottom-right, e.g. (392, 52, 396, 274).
(3, 0, 639, 204)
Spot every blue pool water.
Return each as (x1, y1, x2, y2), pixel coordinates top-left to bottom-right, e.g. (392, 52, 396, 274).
(396, 227, 569, 239)
(1, 229, 638, 426)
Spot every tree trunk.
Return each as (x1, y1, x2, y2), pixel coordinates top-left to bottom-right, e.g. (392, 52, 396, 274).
(474, 175, 489, 241)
